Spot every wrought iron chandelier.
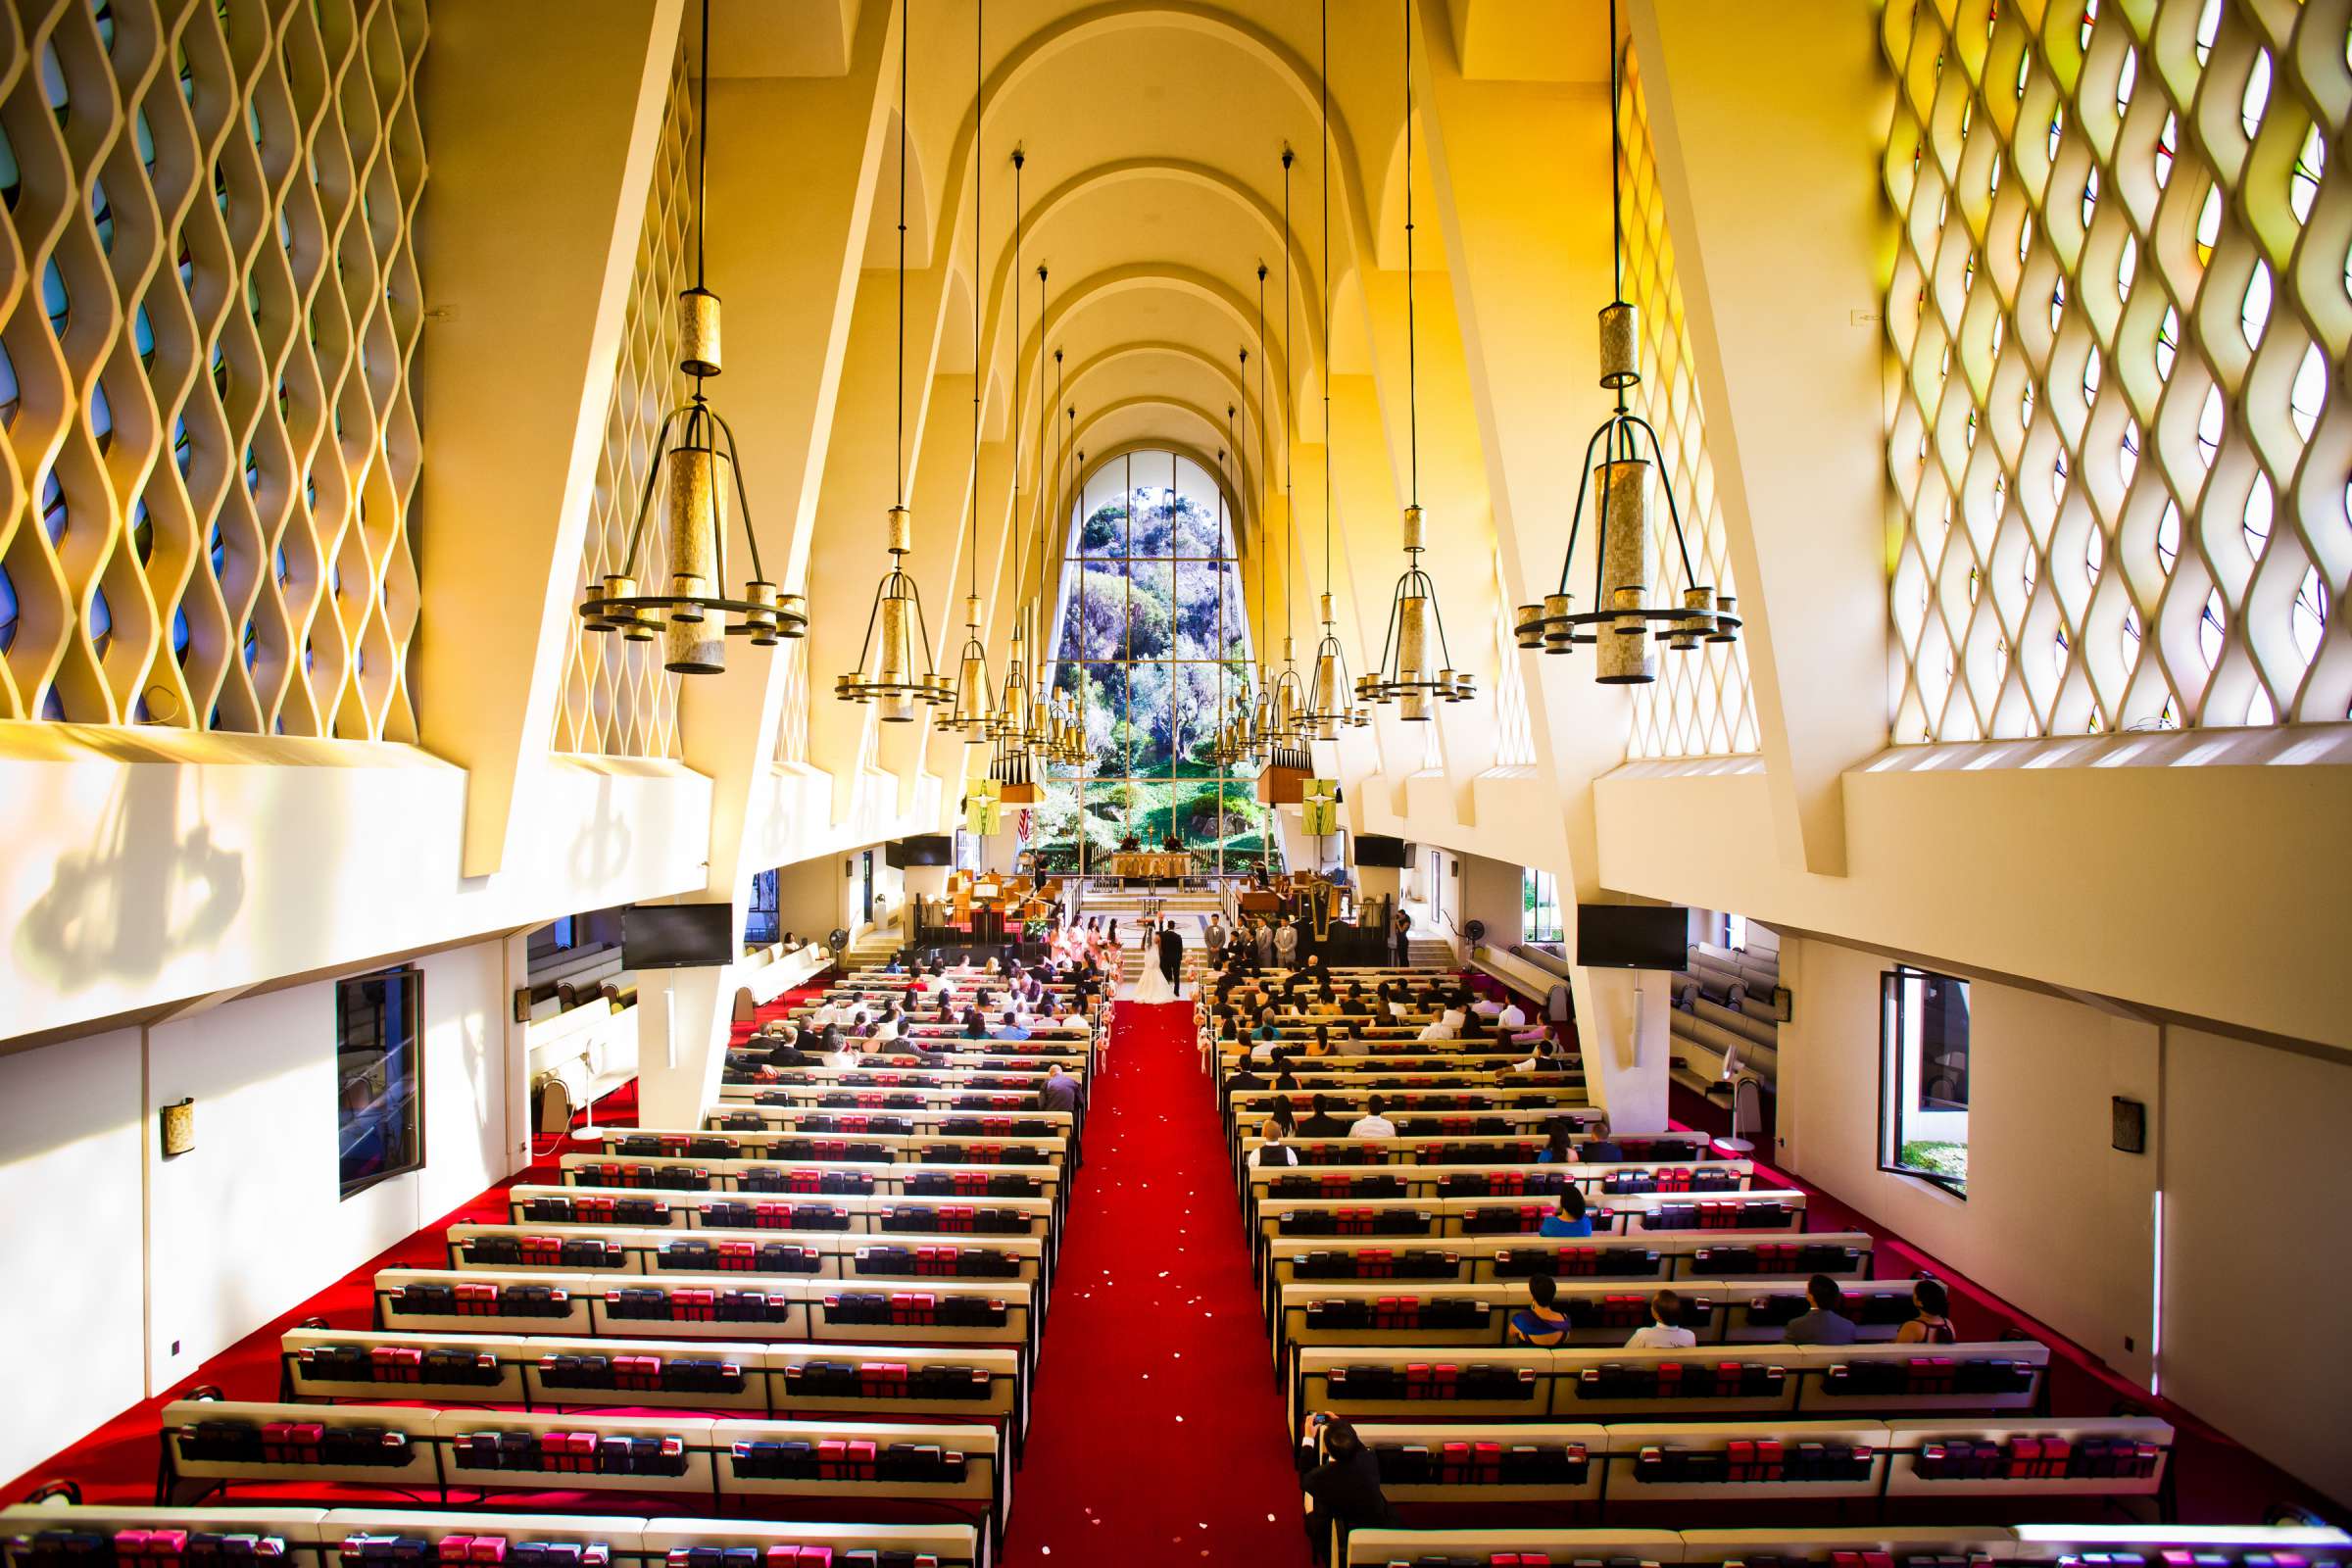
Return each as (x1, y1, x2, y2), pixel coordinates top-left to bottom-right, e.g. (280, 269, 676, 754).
(837, 3, 952, 719)
(941, 0, 996, 736)
(1014, 327, 1060, 760)
(578, 0, 805, 667)
(1512, 0, 1740, 677)
(992, 155, 1037, 758)
(1210, 404, 1258, 770)
(1246, 314, 1278, 765)
(1038, 397, 1085, 769)
(1305, 15, 1368, 740)
(1265, 150, 1309, 748)
(1358, 0, 1475, 720)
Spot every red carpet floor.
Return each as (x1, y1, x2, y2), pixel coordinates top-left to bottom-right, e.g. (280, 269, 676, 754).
(995, 998, 1312, 1568)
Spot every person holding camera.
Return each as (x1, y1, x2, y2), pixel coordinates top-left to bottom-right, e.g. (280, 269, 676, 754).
(1297, 1411, 1395, 1561)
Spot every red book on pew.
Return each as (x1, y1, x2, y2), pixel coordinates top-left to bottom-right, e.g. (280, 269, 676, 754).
(2008, 1437, 2042, 1479)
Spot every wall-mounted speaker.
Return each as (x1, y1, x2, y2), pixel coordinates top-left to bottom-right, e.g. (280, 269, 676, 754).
(2111, 1096, 2147, 1153)
(160, 1099, 196, 1158)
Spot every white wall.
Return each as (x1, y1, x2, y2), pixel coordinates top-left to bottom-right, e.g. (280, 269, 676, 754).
(2160, 1026, 2352, 1504)
(1779, 937, 2160, 1379)
(0, 1027, 146, 1490)
(1458, 853, 1524, 948)
(1777, 934, 2352, 1504)
(0, 938, 521, 1487)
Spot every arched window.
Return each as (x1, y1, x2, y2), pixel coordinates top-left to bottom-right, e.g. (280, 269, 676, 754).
(1029, 449, 1275, 875)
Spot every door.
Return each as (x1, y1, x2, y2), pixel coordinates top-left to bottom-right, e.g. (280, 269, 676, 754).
(860, 851, 876, 925)
(1427, 850, 1446, 922)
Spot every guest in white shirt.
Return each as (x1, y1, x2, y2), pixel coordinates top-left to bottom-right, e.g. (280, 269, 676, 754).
(1348, 1096, 1397, 1138)
(804, 1002, 838, 1029)
(1496, 999, 1528, 1029)
(1417, 1007, 1464, 1042)
(1624, 1290, 1699, 1349)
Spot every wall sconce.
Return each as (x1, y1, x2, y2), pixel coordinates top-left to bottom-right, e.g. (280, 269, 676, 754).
(160, 1099, 195, 1158)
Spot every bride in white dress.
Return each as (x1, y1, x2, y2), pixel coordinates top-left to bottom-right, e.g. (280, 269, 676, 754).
(1130, 916, 1185, 1005)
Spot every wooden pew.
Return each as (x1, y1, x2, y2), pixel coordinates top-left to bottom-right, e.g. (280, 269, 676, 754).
(1269, 1265, 1903, 1348)
(1291, 1341, 2049, 1426)
(1270, 1231, 1872, 1298)
(360, 1273, 1040, 1356)
(150, 1402, 1006, 1553)
(1336, 1523, 2351, 1568)
(434, 1220, 1047, 1287)
(502, 1185, 1055, 1245)
(1254, 1193, 1815, 1260)
(274, 1327, 1027, 1445)
(554, 1156, 1064, 1235)
(586, 1130, 1069, 1172)
(1330, 1414, 2172, 1514)
(1276, 1269, 1885, 1357)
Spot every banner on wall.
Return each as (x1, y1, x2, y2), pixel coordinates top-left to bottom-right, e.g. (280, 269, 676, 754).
(1301, 777, 1339, 837)
(964, 779, 1003, 836)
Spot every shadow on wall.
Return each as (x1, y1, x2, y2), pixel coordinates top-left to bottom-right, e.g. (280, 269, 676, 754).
(568, 776, 638, 889)
(16, 768, 246, 994)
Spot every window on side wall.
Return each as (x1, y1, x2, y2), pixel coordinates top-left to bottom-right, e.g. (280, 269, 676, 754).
(338, 966, 423, 1199)
(1522, 866, 1564, 946)
(1880, 966, 1969, 1197)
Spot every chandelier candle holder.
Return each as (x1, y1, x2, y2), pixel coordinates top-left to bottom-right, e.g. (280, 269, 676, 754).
(1358, 0, 1473, 722)
(579, 0, 805, 668)
(1307, 593, 1369, 738)
(1358, 506, 1477, 719)
(944, 593, 995, 733)
(1512, 0, 1740, 680)
(836, 505, 953, 719)
(838, 1, 953, 719)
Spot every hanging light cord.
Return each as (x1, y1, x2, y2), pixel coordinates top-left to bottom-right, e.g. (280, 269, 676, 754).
(968, 0, 982, 603)
(1610, 0, 1625, 314)
(896, 0, 907, 510)
(1008, 150, 1025, 626)
(1281, 148, 1295, 655)
(1321, 0, 1333, 590)
(694, 0, 710, 290)
(1252, 267, 1270, 690)
(1402, 0, 1419, 515)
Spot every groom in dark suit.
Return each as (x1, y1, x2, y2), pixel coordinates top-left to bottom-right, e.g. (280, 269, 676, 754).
(1156, 923, 1183, 990)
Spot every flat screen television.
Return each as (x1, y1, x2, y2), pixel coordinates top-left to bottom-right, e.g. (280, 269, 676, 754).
(901, 834, 954, 866)
(1576, 904, 1690, 970)
(1354, 834, 1408, 868)
(623, 904, 738, 969)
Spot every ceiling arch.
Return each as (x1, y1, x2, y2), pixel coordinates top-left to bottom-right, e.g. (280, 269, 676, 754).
(911, 2, 1385, 494)
(1008, 263, 1302, 478)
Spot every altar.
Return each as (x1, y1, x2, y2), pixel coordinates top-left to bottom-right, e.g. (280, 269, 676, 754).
(1105, 851, 1192, 881)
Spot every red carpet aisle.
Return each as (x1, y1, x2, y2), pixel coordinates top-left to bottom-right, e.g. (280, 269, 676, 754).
(996, 999, 1313, 1568)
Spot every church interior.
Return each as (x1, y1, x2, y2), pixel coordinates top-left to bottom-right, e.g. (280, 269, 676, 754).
(1, 1, 2349, 1565)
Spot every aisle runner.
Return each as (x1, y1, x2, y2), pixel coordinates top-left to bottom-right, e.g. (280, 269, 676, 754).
(999, 1000, 1312, 1567)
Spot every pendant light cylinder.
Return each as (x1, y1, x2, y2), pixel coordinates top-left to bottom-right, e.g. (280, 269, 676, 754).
(1400, 505, 1426, 552)
(954, 653, 989, 725)
(680, 289, 722, 377)
(665, 444, 727, 672)
(876, 591, 915, 721)
(1599, 301, 1641, 389)
(1397, 594, 1430, 684)
(1595, 457, 1653, 684)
